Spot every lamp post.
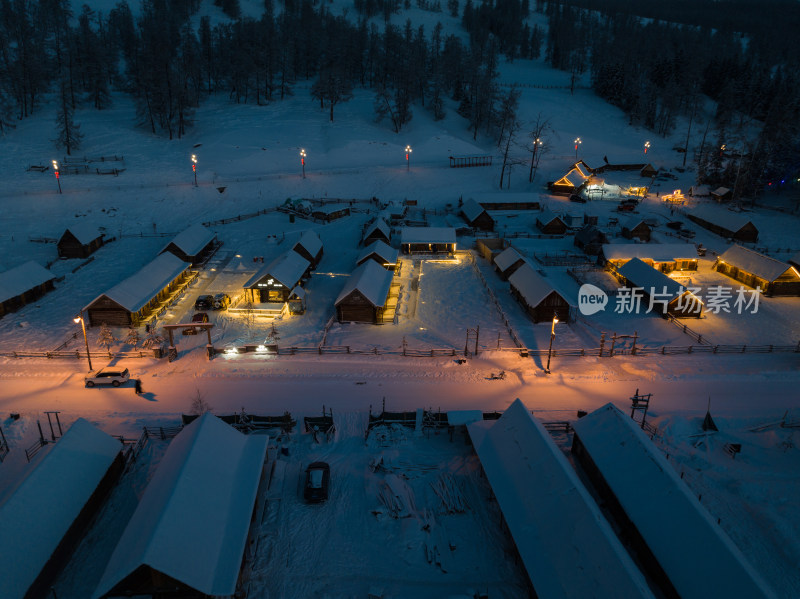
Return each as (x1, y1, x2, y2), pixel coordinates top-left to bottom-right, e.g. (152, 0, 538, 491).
(574, 137, 581, 159)
(52, 160, 62, 194)
(405, 145, 412, 170)
(73, 314, 93, 371)
(300, 149, 306, 178)
(644, 141, 651, 155)
(529, 138, 543, 182)
(191, 154, 197, 186)
(545, 312, 559, 374)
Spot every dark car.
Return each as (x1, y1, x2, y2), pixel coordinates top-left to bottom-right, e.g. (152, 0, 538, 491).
(194, 294, 213, 310)
(183, 311, 209, 335)
(212, 293, 230, 310)
(666, 221, 683, 230)
(303, 462, 330, 503)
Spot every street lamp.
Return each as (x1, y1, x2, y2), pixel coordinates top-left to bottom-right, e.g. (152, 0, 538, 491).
(52, 160, 62, 194)
(300, 149, 306, 178)
(574, 137, 582, 159)
(644, 141, 651, 155)
(73, 314, 93, 371)
(191, 154, 197, 186)
(545, 313, 559, 374)
(405, 145, 412, 170)
(529, 138, 543, 182)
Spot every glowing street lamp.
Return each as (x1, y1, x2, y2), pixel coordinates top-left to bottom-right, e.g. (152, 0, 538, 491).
(644, 141, 651, 155)
(73, 314, 93, 371)
(191, 154, 198, 186)
(545, 313, 559, 374)
(574, 137, 582, 159)
(300, 149, 306, 178)
(52, 160, 62, 194)
(405, 145, 412, 170)
(529, 138, 543, 182)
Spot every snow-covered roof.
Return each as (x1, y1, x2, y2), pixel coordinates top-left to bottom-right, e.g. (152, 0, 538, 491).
(357, 240, 399, 266)
(574, 225, 606, 244)
(461, 198, 487, 222)
(573, 404, 776, 599)
(293, 230, 323, 258)
(363, 218, 391, 241)
(688, 206, 754, 234)
(62, 222, 103, 245)
(92, 414, 268, 599)
(602, 243, 697, 262)
(789, 251, 800, 268)
(508, 263, 569, 308)
(244, 251, 310, 289)
(537, 209, 563, 226)
(617, 257, 686, 300)
(335, 259, 394, 307)
(0, 419, 121, 599)
(712, 186, 731, 196)
(312, 203, 350, 215)
(0, 260, 56, 304)
(468, 400, 654, 599)
(718, 245, 795, 282)
(161, 223, 215, 257)
(85, 252, 191, 313)
(494, 247, 524, 272)
(622, 216, 648, 230)
(400, 227, 456, 245)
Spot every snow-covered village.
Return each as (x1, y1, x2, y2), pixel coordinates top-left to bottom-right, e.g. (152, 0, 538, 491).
(0, 0, 799, 597)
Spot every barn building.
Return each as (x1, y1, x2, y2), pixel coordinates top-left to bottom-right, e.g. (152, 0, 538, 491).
(400, 227, 456, 254)
(572, 404, 776, 599)
(335, 260, 395, 324)
(600, 244, 698, 272)
(714, 245, 800, 296)
(493, 247, 526, 280)
(547, 161, 593, 195)
(356, 240, 399, 270)
(362, 218, 391, 245)
(686, 207, 758, 243)
(460, 198, 494, 231)
(84, 253, 192, 327)
(0, 260, 57, 319)
(57, 223, 105, 259)
(92, 414, 268, 599)
(0, 419, 123, 599)
(621, 218, 652, 242)
(710, 186, 732, 202)
(160, 223, 217, 265)
(243, 251, 311, 303)
(535, 210, 568, 235)
(468, 400, 655, 599)
(508, 263, 573, 323)
(615, 258, 703, 318)
(291, 230, 324, 268)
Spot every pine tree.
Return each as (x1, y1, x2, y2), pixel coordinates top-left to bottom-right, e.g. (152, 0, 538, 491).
(97, 323, 116, 349)
(124, 326, 140, 348)
(142, 327, 165, 349)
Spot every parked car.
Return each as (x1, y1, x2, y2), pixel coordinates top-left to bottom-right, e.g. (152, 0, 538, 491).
(666, 221, 683, 230)
(213, 293, 231, 310)
(304, 462, 330, 503)
(678, 229, 696, 239)
(85, 367, 130, 388)
(194, 294, 213, 310)
(183, 311, 209, 335)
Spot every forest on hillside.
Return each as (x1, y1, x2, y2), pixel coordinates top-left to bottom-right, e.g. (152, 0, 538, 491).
(0, 0, 797, 200)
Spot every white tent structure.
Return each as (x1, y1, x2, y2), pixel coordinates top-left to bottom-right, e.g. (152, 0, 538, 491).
(93, 413, 268, 599)
(0, 419, 122, 599)
(468, 400, 654, 599)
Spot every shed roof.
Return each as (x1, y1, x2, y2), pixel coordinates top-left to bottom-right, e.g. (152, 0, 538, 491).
(494, 247, 524, 272)
(508, 263, 571, 308)
(461, 198, 488, 222)
(537, 209, 564, 226)
(601, 243, 696, 262)
(718, 245, 796, 283)
(400, 227, 456, 245)
(335, 259, 394, 308)
(84, 252, 191, 313)
(688, 206, 754, 234)
(0, 260, 56, 304)
(244, 251, 310, 289)
(62, 222, 103, 245)
(312, 203, 350, 215)
(363, 218, 391, 241)
(468, 400, 654, 599)
(575, 225, 607, 245)
(92, 414, 268, 599)
(616, 258, 685, 300)
(0, 419, 121, 599)
(161, 224, 215, 257)
(573, 404, 776, 599)
(357, 240, 399, 266)
(293, 230, 323, 258)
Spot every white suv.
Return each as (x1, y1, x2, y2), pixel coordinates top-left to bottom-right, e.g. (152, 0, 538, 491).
(85, 367, 130, 388)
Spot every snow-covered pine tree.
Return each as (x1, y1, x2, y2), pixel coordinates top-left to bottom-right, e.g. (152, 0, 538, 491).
(141, 327, 165, 349)
(97, 323, 116, 349)
(124, 326, 140, 348)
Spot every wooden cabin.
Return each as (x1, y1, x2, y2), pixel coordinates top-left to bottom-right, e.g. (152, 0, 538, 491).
(160, 223, 216, 265)
(356, 240, 399, 271)
(621, 218, 652, 242)
(0, 261, 56, 319)
(493, 247, 526, 280)
(593, 162, 657, 178)
(600, 244, 698, 273)
(84, 253, 192, 327)
(362, 218, 391, 245)
(535, 210, 567, 235)
(291, 230, 324, 268)
(476, 238, 506, 263)
(243, 251, 311, 303)
(57, 223, 105, 258)
(615, 258, 702, 318)
(400, 227, 456, 254)
(508, 263, 572, 323)
(686, 207, 758, 242)
(461, 198, 494, 231)
(312, 204, 351, 222)
(574, 226, 608, 256)
(714, 245, 800, 296)
(335, 260, 394, 324)
(710, 186, 732, 202)
(547, 161, 593, 195)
